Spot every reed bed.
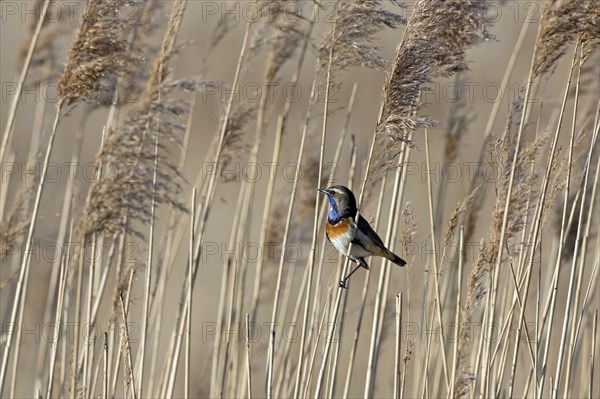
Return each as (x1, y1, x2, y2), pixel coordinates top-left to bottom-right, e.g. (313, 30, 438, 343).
(0, 0, 598, 398)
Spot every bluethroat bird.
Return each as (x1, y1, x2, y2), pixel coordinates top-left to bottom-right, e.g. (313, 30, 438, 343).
(319, 185, 407, 288)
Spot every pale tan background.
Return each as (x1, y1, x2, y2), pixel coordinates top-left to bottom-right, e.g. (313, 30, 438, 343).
(1, 1, 597, 398)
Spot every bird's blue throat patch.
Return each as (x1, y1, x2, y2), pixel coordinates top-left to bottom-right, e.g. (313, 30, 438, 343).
(326, 195, 343, 224)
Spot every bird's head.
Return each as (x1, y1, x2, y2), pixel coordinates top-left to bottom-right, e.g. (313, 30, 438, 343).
(318, 185, 357, 221)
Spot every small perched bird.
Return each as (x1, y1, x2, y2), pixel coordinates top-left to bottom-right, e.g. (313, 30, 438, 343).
(319, 185, 406, 288)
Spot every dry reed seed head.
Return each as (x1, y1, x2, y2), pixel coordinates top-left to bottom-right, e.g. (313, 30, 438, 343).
(80, 105, 187, 239)
(79, 0, 194, 238)
(403, 338, 415, 363)
(0, 195, 33, 265)
(0, 220, 30, 267)
(454, 372, 475, 398)
(458, 103, 548, 329)
(443, 184, 482, 244)
(374, 117, 426, 162)
(543, 149, 569, 222)
(377, 0, 491, 144)
(488, 116, 548, 243)
(249, 0, 307, 58)
(580, 0, 600, 60)
(317, 0, 405, 76)
(264, 0, 308, 81)
(58, 0, 133, 105)
(119, 321, 135, 386)
(533, 0, 600, 78)
(401, 201, 417, 256)
(0, 155, 39, 264)
(577, 52, 600, 95)
(141, 0, 187, 107)
(220, 104, 256, 180)
(106, 1, 165, 108)
(110, 263, 142, 324)
(369, 116, 435, 183)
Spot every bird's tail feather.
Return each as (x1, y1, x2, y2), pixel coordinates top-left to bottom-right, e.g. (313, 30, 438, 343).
(386, 250, 407, 267)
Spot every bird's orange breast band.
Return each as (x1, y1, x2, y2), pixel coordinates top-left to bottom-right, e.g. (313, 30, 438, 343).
(326, 218, 350, 239)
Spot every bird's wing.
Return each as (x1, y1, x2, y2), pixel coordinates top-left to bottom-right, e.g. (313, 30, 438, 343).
(354, 215, 387, 254)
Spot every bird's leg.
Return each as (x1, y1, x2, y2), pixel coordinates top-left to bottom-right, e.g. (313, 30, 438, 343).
(339, 263, 361, 289)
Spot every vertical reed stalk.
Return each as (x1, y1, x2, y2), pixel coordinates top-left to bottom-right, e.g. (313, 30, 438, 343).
(45, 254, 67, 398)
(0, 101, 63, 394)
(487, 46, 547, 399)
(269, 78, 317, 397)
(448, 225, 464, 399)
(34, 112, 87, 394)
(245, 313, 252, 399)
(342, 172, 388, 399)
(185, 188, 196, 399)
(551, 46, 585, 398)
(394, 293, 402, 399)
(590, 310, 598, 398)
(137, 101, 160, 399)
(537, 44, 580, 397)
(103, 333, 108, 399)
(0, 0, 51, 163)
(424, 128, 450, 389)
(365, 133, 412, 398)
(119, 293, 137, 399)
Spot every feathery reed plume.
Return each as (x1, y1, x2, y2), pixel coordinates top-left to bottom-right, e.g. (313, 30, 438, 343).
(444, 185, 482, 244)
(454, 115, 514, 396)
(0, 156, 38, 266)
(317, 0, 405, 74)
(79, 109, 185, 238)
(533, 0, 600, 78)
(110, 263, 143, 324)
(580, 0, 600, 59)
(491, 126, 548, 243)
(80, 0, 189, 238)
(141, 0, 187, 107)
(375, 0, 491, 164)
(263, 0, 306, 81)
(455, 104, 548, 394)
(0, 0, 140, 392)
(0, 193, 31, 267)
(401, 202, 417, 260)
(58, 0, 131, 105)
(220, 104, 256, 181)
(300, 4, 408, 396)
(269, 0, 405, 262)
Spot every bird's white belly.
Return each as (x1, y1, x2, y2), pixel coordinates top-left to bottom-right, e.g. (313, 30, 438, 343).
(330, 229, 370, 259)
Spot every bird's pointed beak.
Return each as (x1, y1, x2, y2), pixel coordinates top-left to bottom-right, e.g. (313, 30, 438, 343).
(318, 188, 329, 195)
